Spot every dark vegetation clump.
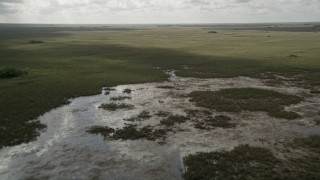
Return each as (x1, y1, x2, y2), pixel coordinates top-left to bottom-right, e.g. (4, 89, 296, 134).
(160, 115, 188, 127)
(189, 88, 303, 119)
(208, 31, 217, 34)
(124, 111, 152, 122)
(105, 87, 116, 91)
(99, 103, 134, 111)
(183, 145, 280, 180)
(186, 109, 212, 118)
(157, 85, 175, 89)
(288, 54, 299, 58)
(87, 126, 115, 137)
(28, 40, 44, 44)
(310, 89, 320, 94)
(155, 111, 170, 117)
(110, 96, 131, 101)
(112, 124, 166, 141)
(183, 137, 320, 180)
(87, 124, 167, 141)
(194, 115, 235, 129)
(0, 67, 26, 79)
(293, 135, 320, 152)
(123, 88, 132, 94)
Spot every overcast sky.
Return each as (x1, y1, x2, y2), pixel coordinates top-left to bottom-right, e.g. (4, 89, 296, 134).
(0, 0, 319, 24)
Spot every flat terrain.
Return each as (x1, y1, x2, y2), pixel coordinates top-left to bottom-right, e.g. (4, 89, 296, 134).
(0, 23, 319, 179)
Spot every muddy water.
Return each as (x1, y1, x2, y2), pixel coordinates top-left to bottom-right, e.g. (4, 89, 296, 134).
(1, 72, 319, 180)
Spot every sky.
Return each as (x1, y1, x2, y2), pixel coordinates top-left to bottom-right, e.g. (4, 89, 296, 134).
(0, 0, 319, 24)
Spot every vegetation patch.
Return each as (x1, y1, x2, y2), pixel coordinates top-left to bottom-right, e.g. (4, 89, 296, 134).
(184, 137, 320, 180)
(0, 67, 26, 79)
(124, 111, 152, 122)
(186, 109, 212, 118)
(194, 115, 235, 129)
(28, 40, 44, 44)
(160, 115, 188, 127)
(310, 89, 320, 94)
(208, 31, 217, 33)
(293, 135, 320, 152)
(123, 88, 132, 94)
(189, 88, 303, 119)
(99, 103, 134, 111)
(87, 124, 167, 141)
(110, 96, 131, 101)
(288, 54, 298, 58)
(183, 145, 281, 180)
(87, 126, 115, 137)
(155, 111, 170, 117)
(157, 85, 175, 89)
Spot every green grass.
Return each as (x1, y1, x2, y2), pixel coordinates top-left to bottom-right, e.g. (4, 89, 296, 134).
(189, 88, 303, 119)
(0, 25, 319, 148)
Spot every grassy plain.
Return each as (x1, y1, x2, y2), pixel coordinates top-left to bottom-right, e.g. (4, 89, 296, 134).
(0, 23, 319, 148)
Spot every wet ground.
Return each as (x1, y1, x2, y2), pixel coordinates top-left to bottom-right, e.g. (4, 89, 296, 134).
(0, 71, 319, 180)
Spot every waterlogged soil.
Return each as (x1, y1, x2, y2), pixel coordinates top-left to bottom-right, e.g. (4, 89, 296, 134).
(1, 71, 320, 179)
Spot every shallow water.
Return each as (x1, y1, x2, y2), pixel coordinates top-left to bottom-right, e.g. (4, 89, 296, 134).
(1, 72, 319, 180)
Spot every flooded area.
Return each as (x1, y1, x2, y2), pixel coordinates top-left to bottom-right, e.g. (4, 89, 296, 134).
(1, 71, 319, 180)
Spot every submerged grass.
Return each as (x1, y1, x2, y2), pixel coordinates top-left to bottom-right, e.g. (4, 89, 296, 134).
(87, 124, 167, 141)
(124, 111, 152, 122)
(160, 115, 188, 127)
(189, 88, 303, 119)
(194, 115, 235, 129)
(99, 103, 134, 111)
(110, 96, 131, 101)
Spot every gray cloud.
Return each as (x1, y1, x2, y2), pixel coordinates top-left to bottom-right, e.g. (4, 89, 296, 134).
(0, 0, 24, 14)
(0, 0, 319, 23)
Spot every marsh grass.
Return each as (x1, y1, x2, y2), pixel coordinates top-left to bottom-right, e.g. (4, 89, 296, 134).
(123, 88, 132, 94)
(99, 103, 134, 111)
(157, 85, 175, 89)
(112, 124, 166, 141)
(124, 111, 151, 122)
(186, 109, 212, 118)
(110, 96, 131, 101)
(0, 67, 26, 79)
(183, 136, 320, 179)
(155, 111, 170, 117)
(160, 115, 188, 127)
(87, 124, 167, 141)
(293, 135, 320, 152)
(194, 115, 235, 129)
(28, 40, 44, 44)
(183, 145, 280, 180)
(189, 88, 303, 119)
(87, 126, 115, 137)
